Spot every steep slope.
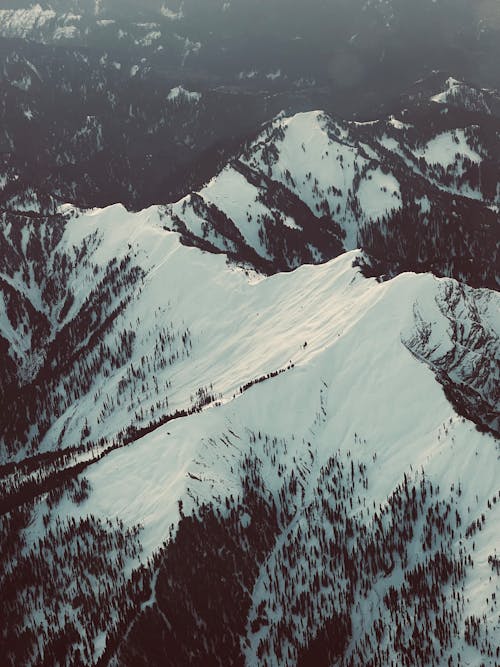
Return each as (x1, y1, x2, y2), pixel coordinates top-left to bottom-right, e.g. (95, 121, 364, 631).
(0, 204, 498, 665)
(164, 102, 500, 287)
(1, 200, 497, 465)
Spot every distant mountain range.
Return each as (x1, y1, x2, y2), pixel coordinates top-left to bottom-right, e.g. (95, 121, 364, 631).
(1, 0, 500, 95)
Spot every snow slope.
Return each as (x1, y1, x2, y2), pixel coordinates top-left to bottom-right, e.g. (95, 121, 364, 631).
(167, 110, 404, 256)
(1, 202, 497, 665)
(162, 105, 499, 285)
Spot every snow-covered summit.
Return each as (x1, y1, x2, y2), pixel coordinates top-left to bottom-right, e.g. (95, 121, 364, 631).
(163, 107, 499, 288)
(430, 76, 500, 116)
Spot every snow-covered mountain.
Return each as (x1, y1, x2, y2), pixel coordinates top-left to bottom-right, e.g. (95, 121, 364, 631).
(2, 73, 499, 284)
(0, 7, 499, 661)
(428, 76, 500, 116)
(0, 197, 498, 665)
(162, 104, 499, 288)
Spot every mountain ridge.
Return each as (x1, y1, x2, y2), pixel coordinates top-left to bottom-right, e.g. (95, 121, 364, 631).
(1, 210, 498, 663)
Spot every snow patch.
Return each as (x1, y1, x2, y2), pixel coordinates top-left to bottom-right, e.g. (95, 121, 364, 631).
(167, 85, 201, 103)
(416, 130, 481, 168)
